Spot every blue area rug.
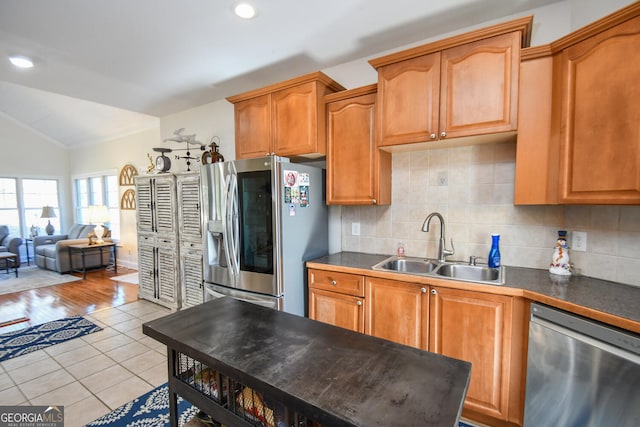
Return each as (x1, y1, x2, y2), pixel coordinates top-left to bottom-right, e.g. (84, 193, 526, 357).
(0, 315, 102, 362)
(86, 383, 197, 426)
(85, 382, 476, 427)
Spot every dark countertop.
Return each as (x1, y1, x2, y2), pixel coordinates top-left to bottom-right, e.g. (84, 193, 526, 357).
(143, 297, 471, 427)
(307, 252, 640, 333)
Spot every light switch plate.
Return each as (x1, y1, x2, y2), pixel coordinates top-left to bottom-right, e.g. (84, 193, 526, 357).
(351, 222, 360, 236)
(572, 231, 587, 252)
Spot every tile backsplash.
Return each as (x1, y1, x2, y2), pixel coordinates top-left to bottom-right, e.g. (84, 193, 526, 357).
(341, 142, 640, 287)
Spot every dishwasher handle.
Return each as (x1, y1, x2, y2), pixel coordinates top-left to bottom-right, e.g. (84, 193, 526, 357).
(531, 303, 640, 362)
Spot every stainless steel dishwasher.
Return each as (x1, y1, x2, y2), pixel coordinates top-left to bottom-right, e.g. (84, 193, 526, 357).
(524, 303, 640, 427)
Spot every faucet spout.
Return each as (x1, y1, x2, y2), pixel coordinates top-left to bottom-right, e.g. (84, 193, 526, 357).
(421, 212, 455, 262)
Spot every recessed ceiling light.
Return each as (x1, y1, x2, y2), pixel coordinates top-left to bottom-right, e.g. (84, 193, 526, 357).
(234, 3, 256, 19)
(9, 55, 34, 68)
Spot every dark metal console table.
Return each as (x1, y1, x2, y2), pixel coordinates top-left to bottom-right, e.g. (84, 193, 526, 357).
(67, 242, 116, 279)
(143, 297, 471, 427)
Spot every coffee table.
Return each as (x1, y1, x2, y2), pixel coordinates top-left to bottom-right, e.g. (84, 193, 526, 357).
(0, 252, 18, 278)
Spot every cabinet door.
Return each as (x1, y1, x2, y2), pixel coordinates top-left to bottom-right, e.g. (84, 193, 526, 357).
(309, 288, 364, 333)
(377, 53, 441, 146)
(137, 242, 156, 298)
(558, 15, 640, 204)
(157, 244, 178, 304)
(135, 178, 154, 233)
(272, 82, 320, 156)
(429, 287, 513, 421)
(440, 32, 520, 139)
(177, 174, 202, 243)
(235, 94, 272, 159)
(327, 91, 391, 205)
(154, 176, 178, 236)
(366, 277, 428, 349)
(181, 249, 203, 308)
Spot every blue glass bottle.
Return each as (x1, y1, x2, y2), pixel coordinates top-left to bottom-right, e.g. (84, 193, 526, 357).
(488, 234, 501, 268)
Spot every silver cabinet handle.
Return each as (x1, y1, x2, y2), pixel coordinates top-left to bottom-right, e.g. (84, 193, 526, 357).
(431, 289, 437, 295)
(372, 199, 377, 204)
(421, 287, 427, 293)
(331, 280, 337, 286)
(430, 133, 436, 139)
(440, 131, 446, 138)
(357, 300, 362, 306)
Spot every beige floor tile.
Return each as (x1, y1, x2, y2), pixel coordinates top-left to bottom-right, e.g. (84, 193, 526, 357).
(120, 349, 166, 374)
(80, 326, 121, 344)
(105, 341, 151, 363)
(137, 361, 168, 387)
(1, 349, 50, 371)
(110, 317, 145, 334)
(8, 356, 61, 385)
(89, 308, 136, 325)
(44, 336, 91, 356)
(0, 386, 26, 405)
(123, 327, 146, 340)
(65, 353, 116, 380)
(18, 368, 76, 400)
(117, 300, 168, 317)
(0, 371, 14, 391)
(138, 335, 167, 352)
(80, 364, 135, 394)
(90, 333, 135, 353)
(138, 309, 172, 323)
(29, 380, 92, 407)
(64, 395, 111, 427)
(95, 376, 153, 410)
(51, 343, 102, 367)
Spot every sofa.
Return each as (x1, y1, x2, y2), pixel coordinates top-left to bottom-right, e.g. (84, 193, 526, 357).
(0, 225, 23, 268)
(34, 224, 112, 273)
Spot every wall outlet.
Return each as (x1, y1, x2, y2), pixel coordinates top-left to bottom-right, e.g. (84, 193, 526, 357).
(437, 171, 448, 186)
(351, 222, 360, 236)
(572, 231, 587, 252)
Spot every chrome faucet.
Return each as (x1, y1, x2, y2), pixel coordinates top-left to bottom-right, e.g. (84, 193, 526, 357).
(421, 212, 455, 262)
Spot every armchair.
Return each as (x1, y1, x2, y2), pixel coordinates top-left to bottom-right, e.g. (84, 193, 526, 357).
(34, 224, 112, 273)
(0, 225, 22, 268)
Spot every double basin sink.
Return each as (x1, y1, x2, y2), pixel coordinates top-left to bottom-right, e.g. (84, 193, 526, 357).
(371, 255, 505, 285)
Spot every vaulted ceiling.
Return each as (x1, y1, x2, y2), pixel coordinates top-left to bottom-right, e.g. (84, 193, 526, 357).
(0, 0, 563, 148)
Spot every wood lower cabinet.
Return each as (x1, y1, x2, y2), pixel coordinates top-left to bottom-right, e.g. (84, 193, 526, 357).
(308, 269, 365, 333)
(370, 17, 531, 149)
(227, 71, 345, 160)
(325, 84, 391, 205)
(430, 286, 525, 426)
(365, 277, 429, 350)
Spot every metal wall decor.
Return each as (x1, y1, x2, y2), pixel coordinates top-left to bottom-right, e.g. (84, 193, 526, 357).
(160, 128, 207, 172)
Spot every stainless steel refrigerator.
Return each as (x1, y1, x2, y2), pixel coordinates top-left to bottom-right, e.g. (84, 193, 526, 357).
(200, 156, 328, 316)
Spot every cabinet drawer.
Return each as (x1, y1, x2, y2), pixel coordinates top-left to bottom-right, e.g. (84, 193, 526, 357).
(309, 269, 364, 297)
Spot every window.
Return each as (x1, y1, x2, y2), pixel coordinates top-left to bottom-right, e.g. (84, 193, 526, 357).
(0, 177, 60, 237)
(74, 173, 119, 239)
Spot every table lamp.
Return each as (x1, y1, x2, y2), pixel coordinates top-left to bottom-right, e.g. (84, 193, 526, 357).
(41, 206, 57, 235)
(88, 205, 110, 244)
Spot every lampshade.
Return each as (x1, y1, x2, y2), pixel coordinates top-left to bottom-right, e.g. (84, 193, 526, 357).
(88, 205, 110, 244)
(88, 205, 110, 224)
(41, 206, 56, 235)
(40, 206, 56, 219)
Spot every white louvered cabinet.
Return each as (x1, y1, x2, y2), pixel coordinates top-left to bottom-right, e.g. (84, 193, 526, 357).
(135, 174, 180, 309)
(176, 172, 204, 308)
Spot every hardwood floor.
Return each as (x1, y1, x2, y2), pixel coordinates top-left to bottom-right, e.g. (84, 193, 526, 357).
(0, 267, 139, 333)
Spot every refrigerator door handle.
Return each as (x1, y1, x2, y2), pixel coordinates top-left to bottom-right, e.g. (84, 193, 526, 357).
(225, 172, 240, 279)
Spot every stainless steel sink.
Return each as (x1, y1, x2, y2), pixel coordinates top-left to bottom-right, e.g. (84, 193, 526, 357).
(371, 255, 505, 285)
(434, 263, 502, 283)
(372, 256, 439, 275)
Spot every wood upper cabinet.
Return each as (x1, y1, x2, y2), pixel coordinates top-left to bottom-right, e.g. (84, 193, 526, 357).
(308, 269, 365, 333)
(233, 94, 271, 159)
(429, 286, 525, 426)
(325, 84, 391, 205)
(557, 13, 640, 204)
(227, 72, 345, 160)
(515, 3, 640, 205)
(370, 17, 531, 149)
(365, 277, 429, 350)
